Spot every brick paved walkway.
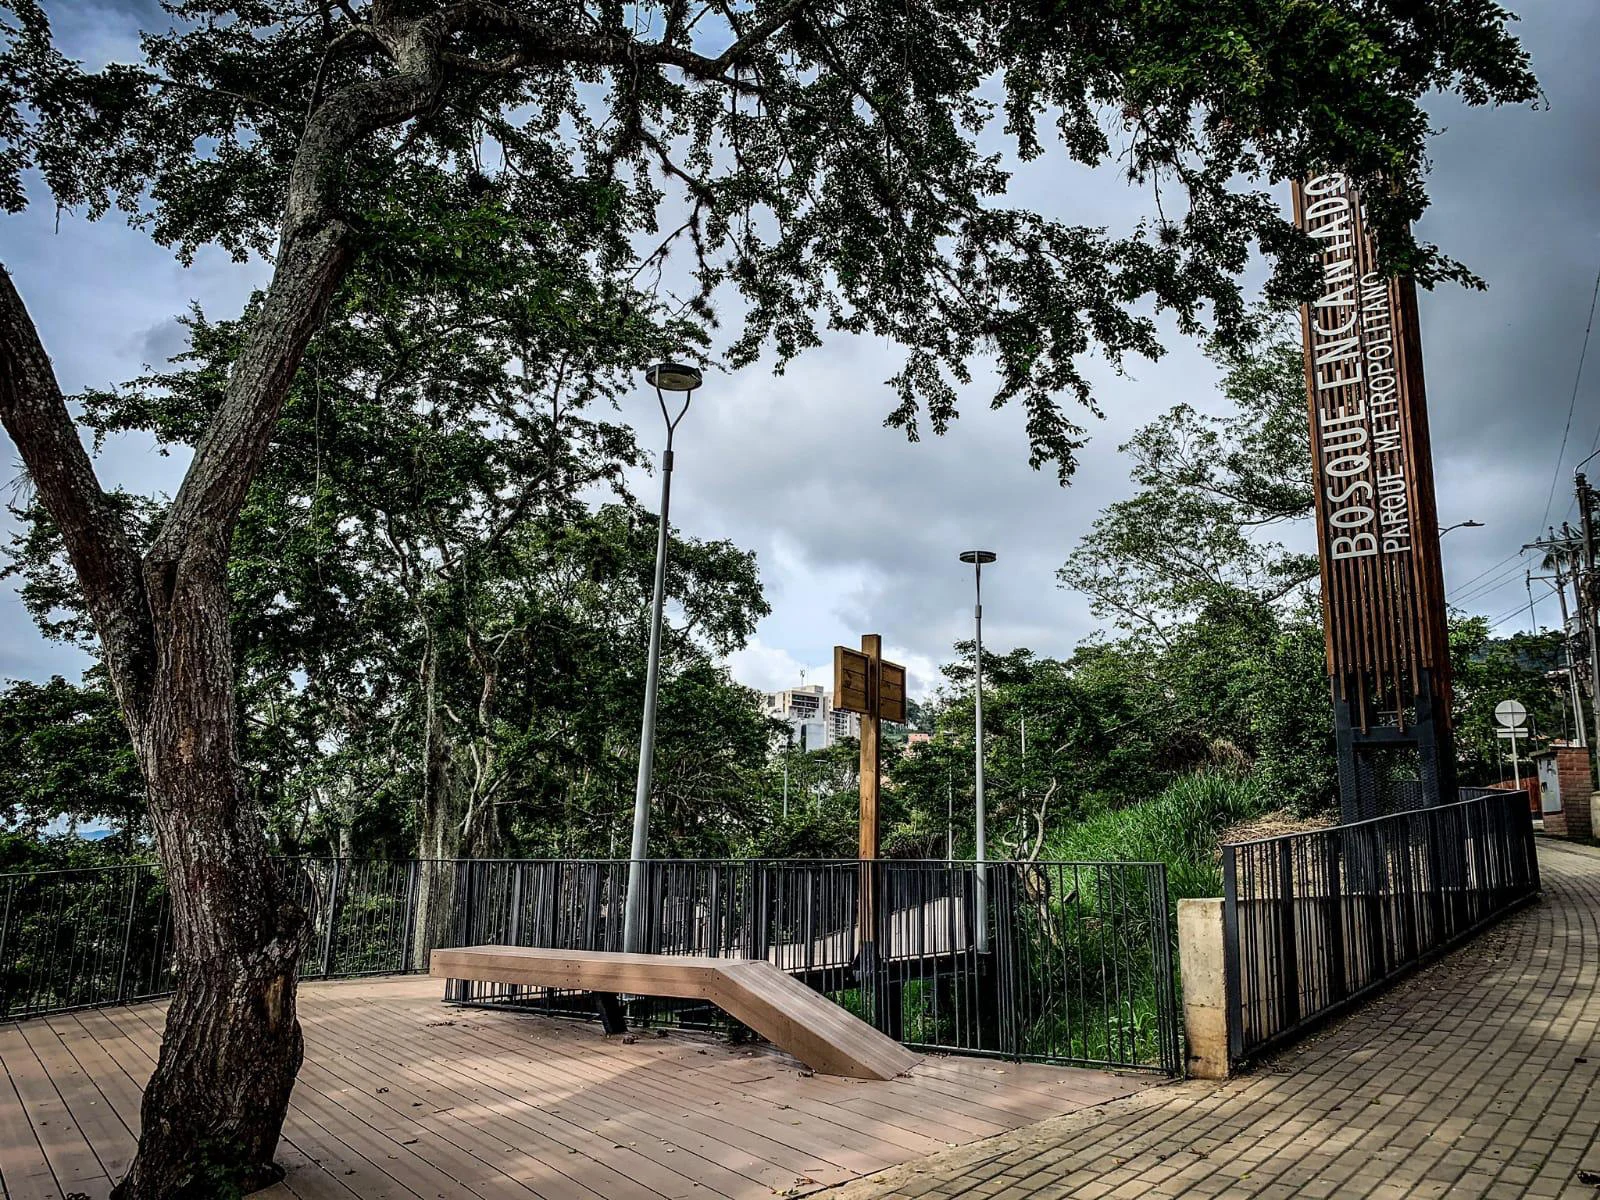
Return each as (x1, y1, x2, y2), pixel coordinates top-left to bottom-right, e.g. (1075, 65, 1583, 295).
(828, 839, 1600, 1200)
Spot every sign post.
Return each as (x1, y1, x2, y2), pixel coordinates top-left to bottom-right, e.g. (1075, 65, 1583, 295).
(833, 635, 906, 1024)
(1495, 699, 1528, 788)
(1293, 172, 1456, 820)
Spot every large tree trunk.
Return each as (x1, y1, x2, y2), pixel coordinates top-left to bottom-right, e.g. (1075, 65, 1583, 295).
(112, 551, 310, 1199)
(0, 19, 457, 1197)
(412, 656, 502, 961)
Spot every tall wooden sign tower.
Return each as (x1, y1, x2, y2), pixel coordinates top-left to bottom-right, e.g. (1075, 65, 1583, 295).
(1292, 173, 1455, 821)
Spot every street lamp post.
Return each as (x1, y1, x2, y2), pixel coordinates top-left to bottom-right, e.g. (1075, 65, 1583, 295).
(959, 549, 995, 953)
(623, 362, 703, 954)
(782, 725, 793, 819)
(1438, 520, 1484, 537)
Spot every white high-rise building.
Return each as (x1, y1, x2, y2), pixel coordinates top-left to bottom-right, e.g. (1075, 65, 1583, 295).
(761, 683, 860, 750)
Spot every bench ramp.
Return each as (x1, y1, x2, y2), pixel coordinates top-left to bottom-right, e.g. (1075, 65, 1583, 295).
(430, 946, 920, 1081)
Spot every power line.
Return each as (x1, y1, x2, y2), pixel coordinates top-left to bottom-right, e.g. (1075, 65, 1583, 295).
(1446, 547, 1526, 597)
(1536, 258, 1600, 537)
(1487, 594, 1541, 631)
(1449, 554, 1532, 606)
(1452, 557, 1526, 603)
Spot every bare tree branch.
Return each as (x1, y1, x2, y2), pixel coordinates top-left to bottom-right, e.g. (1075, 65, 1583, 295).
(0, 265, 155, 720)
(439, 0, 805, 88)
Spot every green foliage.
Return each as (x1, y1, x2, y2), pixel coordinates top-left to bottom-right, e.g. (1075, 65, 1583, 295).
(0, 0, 1540, 479)
(1048, 771, 1272, 897)
(888, 600, 1337, 854)
(747, 740, 867, 859)
(0, 0, 1554, 870)
(1060, 322, 1318, 631)
(1450, 619, 1571, 785)
(4, 225, 771, 859)
(0, 673, 144, 842)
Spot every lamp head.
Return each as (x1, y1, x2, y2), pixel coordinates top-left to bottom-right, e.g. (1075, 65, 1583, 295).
(645, 362, 703, 392)
(959, 550, 997, 565)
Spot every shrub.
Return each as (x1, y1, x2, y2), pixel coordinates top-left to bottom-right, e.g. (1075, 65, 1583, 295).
(1047, 771, 1271, 898)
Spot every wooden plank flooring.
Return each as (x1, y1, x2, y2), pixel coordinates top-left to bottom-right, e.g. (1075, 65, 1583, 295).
(0, 976, 1156, 1200)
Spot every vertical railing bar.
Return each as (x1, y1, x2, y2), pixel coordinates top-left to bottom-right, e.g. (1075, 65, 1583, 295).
(115, 868, 139, 1004)
(399, 860, 418, 974)
(1221, 844, 1242, 1064)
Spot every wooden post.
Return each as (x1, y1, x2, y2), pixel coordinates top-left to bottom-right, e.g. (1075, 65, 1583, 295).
(834, 634, 905, 1025)
(859, 634, 882, 865)
(858, 635, 882, 985)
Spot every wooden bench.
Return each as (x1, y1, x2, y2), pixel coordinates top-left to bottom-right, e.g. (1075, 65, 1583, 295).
(430, 945, 921, 1081)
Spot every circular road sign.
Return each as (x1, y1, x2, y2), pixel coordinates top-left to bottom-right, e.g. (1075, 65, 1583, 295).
(1494, 699, 1528, 729)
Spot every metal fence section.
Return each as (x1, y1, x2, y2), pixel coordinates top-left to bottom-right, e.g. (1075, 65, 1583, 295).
(859, 860, 1180, 1071)
(1221, 789, 1540, 1064)
(0, 855, 1182, 1073)
(0, 863, 173, 1018)
(397, 857, 1181, 1072)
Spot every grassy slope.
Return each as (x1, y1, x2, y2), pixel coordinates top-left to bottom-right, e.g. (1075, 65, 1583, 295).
(1046, 771, 1273, 899)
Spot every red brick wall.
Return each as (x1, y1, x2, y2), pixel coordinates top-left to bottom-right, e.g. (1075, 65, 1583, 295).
(1537, 747, 1595, 841)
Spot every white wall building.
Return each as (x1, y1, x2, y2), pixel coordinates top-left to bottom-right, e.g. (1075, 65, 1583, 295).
(761, 683, 860, 751)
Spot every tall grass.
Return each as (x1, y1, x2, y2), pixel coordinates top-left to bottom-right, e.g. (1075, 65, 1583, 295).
(1047, 771, 1272, 899)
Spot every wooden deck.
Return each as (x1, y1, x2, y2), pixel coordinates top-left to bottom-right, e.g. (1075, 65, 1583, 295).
(0, 976, 1156, 1200)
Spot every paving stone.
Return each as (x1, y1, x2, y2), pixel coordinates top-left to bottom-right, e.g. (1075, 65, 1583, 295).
(823, 840, 1600, 1200)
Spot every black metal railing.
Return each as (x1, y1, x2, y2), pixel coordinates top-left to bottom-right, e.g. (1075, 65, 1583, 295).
(0, 863, 175, 1016)
(1221, 789, 1540, 1064)
(0, 854, 1182, 1073)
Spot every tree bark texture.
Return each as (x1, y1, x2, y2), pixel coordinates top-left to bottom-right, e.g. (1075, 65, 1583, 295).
(0, 24, 446, 1191)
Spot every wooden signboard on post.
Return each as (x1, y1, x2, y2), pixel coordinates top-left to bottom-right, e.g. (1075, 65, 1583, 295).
(878, 661, 907, 725)
(1292, 171, 1454, 818)
(834, 646, 871, 717)
(833, 637, 907, 865)
(833, 634, 907, 994)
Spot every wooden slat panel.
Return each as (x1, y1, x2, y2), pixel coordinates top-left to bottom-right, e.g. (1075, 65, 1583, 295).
(319, 990, 893, 1180)
(18, 1020, 134, 1184)
(0, 1022, 111, 1199)
(0, 1070, 58, 1200)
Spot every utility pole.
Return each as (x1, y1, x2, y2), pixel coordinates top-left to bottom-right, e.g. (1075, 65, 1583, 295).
(1529, 567, 1588, 746)
(1579, 473, 1600, 753)
(1526, 523, 1595, 750)
(1550, 561, 1587, 747)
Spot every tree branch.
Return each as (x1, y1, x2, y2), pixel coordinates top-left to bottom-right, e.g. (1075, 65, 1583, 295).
(712, 0, 810, 69)
(148, 22, 450, 579)
(439, 0, 794, 89)
(0, 266, 155, 721)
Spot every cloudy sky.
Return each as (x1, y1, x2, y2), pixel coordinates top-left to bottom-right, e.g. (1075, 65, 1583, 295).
(2, 1, 1596, 701)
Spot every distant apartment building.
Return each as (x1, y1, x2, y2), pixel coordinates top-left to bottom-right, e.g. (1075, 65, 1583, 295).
(761, 684, 861, 751)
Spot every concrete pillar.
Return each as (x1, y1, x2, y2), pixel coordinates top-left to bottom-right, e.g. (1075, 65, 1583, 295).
(1177, 897, 1229, 1079)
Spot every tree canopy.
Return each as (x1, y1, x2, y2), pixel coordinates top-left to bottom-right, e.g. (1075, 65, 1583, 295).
(1060, 322, 1317, 635)
(2, 0, 1538, 478)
